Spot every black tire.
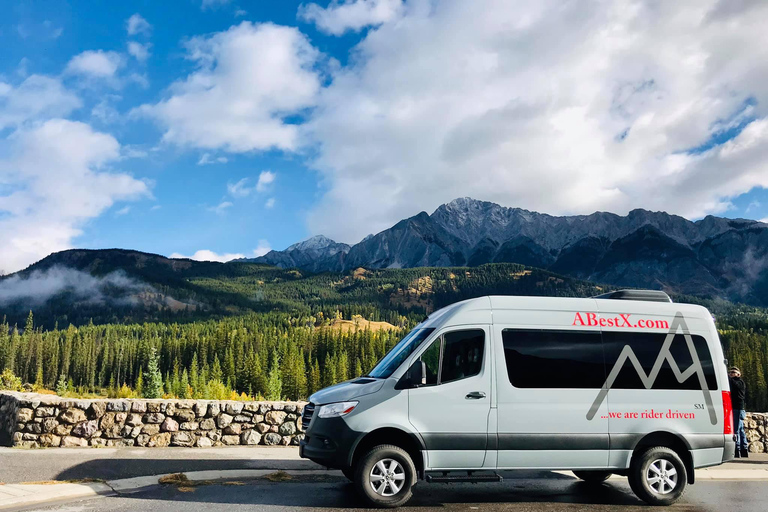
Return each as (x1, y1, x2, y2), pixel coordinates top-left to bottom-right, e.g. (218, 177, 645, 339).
(628, 446, 687, 506)
(572, 470, 611, 483)
(342, 467, 355, 482)
(354, 444, 416, 508)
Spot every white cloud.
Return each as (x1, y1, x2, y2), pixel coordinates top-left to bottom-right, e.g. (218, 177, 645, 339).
(170, 249, 243, 262)
(134, 22, 321, 153)
(127, 14, 152, 36)
(252, 239, 271, 257)
(128, 41, 152, 62)
(304, 0, 768, 243)
(256, 170, 275, 192)
(0, 119, 150, 273)
(151, 205, 162, 211)
(299, 0, 403, 35)
(207, 201, 233, 215)
(170, 242, 273, 262)
(198, 153, 228, 165)
(265, 197, 275, 209)
(0, 75, 81, 130)
(227, 178, 252, 197)
(91, 94, 121, 123)
(226, 171, 275, 198)
(65, 50, 122, 78)
(0, 266, 146, 306)
(115, 206, 131, 216)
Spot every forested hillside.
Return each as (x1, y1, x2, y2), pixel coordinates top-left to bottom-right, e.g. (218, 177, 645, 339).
(1, 254, 767, 410)
(0, 250, 604, 328)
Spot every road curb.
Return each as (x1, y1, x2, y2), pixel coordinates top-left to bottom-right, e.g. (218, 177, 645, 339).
(0, 469, 342, 510)
(0, 482, 114, 511)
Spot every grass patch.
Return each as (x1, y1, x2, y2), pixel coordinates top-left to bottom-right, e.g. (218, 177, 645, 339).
(264, 471, 292, 482)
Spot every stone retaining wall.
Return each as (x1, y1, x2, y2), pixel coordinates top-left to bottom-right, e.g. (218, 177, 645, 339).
(745, 412, 767, 453)
(0, 392, 305, 448)
(2, 392, 766, 452)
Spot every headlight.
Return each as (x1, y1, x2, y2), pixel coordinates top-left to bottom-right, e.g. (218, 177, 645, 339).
(317, 401, 358, 418)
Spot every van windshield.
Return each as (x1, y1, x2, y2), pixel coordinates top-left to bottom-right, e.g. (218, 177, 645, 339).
(366, 327, 436, 379)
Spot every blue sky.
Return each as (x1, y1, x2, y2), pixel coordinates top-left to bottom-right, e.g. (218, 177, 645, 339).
(1, 0, 367, 268)
(1, 0, 768, 273)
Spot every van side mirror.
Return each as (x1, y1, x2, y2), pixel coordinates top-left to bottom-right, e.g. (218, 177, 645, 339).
(396, 360, 426, 390)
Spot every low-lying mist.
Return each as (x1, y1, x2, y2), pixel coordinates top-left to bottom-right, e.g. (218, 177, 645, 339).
(0, 265, 148, 307)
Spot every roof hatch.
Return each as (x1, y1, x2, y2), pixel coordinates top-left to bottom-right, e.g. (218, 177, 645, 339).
(593, 289, 672, 303)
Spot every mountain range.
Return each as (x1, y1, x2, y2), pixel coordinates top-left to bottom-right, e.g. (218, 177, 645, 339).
(251, 197, 768, 305)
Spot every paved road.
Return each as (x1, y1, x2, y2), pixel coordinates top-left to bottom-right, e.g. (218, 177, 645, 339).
(0, 447, 315, 484)
(20, 473, 768, 512)
(2, 447, 764, 485)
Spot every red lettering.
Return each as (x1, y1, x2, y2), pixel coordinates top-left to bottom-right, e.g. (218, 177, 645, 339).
(573, 312, 585, 326)
(599, 317, 606, 327)
(586, 312, 598, 326)
(619, 313, 632, 327)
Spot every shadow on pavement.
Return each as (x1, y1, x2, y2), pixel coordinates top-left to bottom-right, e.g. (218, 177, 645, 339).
(55, 458, 319, 482)
(112, 472, 645, 510)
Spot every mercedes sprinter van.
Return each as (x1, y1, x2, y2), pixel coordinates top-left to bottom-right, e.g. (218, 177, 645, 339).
(300, 291, 735, 507)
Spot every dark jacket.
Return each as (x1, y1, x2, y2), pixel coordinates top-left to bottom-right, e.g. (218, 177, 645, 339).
(729, 377, 746, 411)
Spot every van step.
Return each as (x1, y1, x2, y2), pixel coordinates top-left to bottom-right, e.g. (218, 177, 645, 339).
(426, 472, 502, 484)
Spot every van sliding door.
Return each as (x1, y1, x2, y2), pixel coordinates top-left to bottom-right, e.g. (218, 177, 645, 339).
(495, 310, 610, 469)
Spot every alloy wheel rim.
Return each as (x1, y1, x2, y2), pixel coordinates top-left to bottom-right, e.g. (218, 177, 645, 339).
(369, 458, 406, 496)
(646, 458, 678, 495)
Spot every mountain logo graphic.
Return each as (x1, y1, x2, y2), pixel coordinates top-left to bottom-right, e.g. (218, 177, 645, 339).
(586, 312, 717, 425)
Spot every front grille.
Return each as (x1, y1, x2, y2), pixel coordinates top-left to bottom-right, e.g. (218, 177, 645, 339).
(302, 403, 315, 430)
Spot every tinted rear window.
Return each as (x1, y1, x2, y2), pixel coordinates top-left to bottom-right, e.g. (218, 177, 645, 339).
(502, 329, 605, 388)
(503, 329, 718, 391)
(602, 332, 718, 391)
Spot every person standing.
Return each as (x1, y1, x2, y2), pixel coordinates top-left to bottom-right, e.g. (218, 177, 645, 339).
(728, 367, 748, 458)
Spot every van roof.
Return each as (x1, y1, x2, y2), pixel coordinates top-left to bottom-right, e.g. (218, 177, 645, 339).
(422, 294, 711, 330)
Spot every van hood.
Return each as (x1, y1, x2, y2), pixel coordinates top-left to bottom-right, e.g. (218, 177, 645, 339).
(309, 378, 386, 405)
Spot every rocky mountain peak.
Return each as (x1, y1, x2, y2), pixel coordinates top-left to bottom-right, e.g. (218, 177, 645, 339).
(286, 235, 345, 253)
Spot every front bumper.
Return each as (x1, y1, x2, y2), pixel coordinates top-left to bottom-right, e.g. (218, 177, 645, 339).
(299, 415, 362, 470)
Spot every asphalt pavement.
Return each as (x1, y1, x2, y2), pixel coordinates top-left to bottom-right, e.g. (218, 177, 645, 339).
(17, 473, 768, 512)
(0, 447, 315, 484)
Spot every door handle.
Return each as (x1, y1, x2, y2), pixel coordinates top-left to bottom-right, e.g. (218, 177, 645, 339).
(465, 391, 486, 399)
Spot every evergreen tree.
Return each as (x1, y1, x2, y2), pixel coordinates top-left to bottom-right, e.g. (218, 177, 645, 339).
(144, 346, 164, 399)
(265, 352, 282, 401)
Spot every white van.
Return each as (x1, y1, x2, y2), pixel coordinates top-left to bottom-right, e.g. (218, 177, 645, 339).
(300, 291, 735, 507)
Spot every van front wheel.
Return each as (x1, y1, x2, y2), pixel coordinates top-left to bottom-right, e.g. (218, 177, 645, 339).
(572, 470, 611, 483)
(628, 446, 687, 506)
(354, 444, 416, 508)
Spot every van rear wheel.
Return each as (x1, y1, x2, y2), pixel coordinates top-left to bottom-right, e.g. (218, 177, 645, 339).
(354, 444, 416, 508)
(572, 470, 611, 483)
(628, 446, 687, 506)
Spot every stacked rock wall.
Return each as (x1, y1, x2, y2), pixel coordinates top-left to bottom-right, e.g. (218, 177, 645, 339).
(745, 412, 767, 453)
(0, 392, 305, 448)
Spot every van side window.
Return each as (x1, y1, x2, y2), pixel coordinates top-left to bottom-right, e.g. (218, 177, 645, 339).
(602, 332, 718, 390)
(419, 340, 441, 386)
(441, 330, 485, 384)
(502, 329, 605, 388)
